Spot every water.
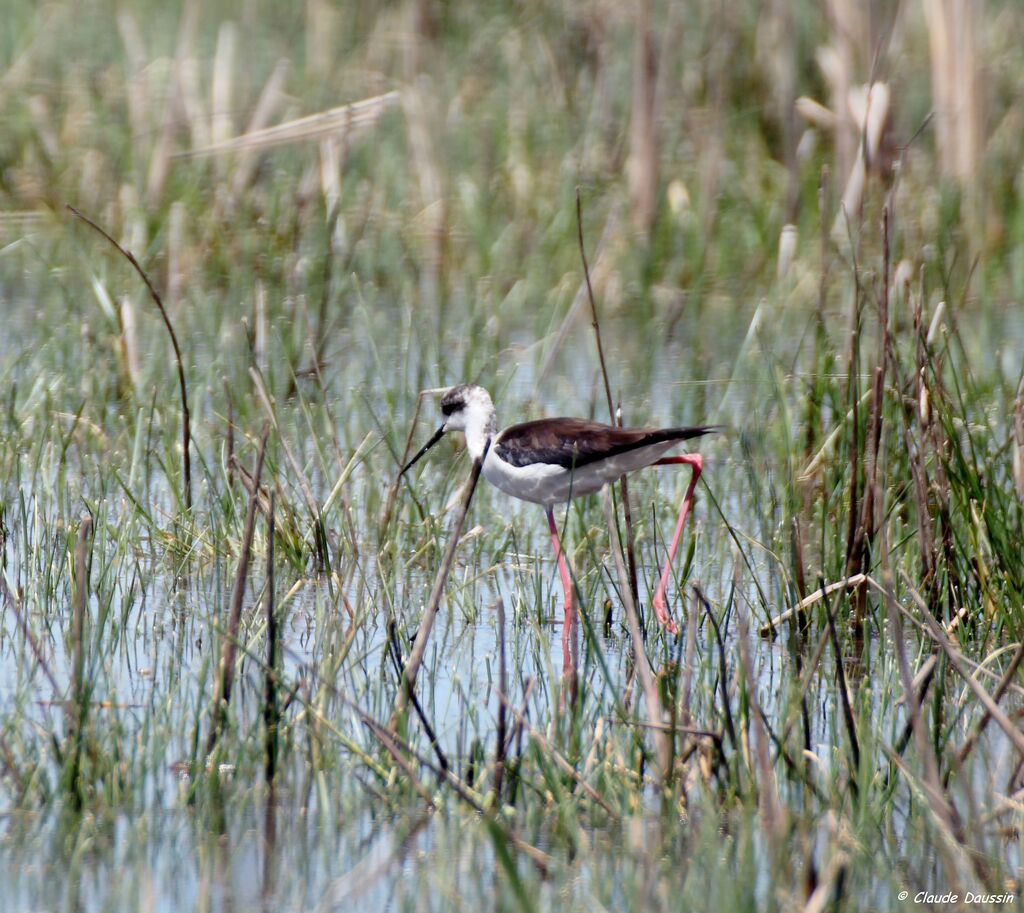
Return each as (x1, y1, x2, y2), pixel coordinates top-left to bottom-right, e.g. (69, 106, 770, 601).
(2, 222, 1023, 910)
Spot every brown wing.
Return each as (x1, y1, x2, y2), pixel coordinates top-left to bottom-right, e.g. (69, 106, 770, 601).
(493, 417, 716, 469)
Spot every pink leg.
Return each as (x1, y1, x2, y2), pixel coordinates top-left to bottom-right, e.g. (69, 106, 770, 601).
(651, 453, 704, 635)
(546, 508, 577, 674)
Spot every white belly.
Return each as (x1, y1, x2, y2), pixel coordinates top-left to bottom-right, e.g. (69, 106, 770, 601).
(481, 441, 680, 506)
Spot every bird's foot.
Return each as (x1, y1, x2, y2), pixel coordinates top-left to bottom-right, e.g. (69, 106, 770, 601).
(652, 595, 679, 635)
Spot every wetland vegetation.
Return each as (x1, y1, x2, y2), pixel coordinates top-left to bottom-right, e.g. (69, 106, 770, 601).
(0, 1, 1023, 910)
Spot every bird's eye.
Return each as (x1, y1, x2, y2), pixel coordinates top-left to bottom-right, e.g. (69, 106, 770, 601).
(441, 400, 462, 416)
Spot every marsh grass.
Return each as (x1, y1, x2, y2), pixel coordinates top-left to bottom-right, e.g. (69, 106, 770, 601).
(1, 0, 1023, 911)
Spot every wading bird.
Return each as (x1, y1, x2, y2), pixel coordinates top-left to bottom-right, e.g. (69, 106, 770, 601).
(401, 384, 714, 644)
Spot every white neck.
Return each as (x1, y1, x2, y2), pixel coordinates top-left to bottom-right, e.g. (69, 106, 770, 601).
(461, 399, 497, 462)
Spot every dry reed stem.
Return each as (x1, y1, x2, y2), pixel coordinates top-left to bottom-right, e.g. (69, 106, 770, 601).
(167, 202, 186, 309)
(263, 492, 278, 785)
(777, 224, 798, 280)
(736, 605, 784, 839)
(795, 96, 838, 130)
(577, 190, 640, 604)
(842, 225, 864, 585)
(208, 423, 270, 757)
(601, 489, 671, 784)
(319, 137, 343, 216)
(1, 572, 61, 698)
(627, 0, 658, 235)
(820, 0, 867, 178)
(831, 83, 890, 239)
(391, 439, 490, 729)
(119, 295, 141, 392)
(759, 573, 866, 636)
(621, 719, 721, 739)
(67, 205, 192, 513)
(144, 41, 182, 206)
(71, 515, 92, 708)
(179, 91, 400, 158)
(117, 11, 149, 168)
(493, 596, 508, 801)
(923, 0, 983, 187)
(211, 21, 237, 151)
(27, 95, 57, 160)
(577, 189, 615, 428)
(402, 81, 445, 313)
(231, 58, 290, 198)
(306, 0, 339, 81)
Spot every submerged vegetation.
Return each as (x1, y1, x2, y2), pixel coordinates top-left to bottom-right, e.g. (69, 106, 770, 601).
(1, 0, 1023, 910)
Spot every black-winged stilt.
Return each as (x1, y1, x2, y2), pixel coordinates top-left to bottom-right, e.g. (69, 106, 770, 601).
(401, 384, 715, 640)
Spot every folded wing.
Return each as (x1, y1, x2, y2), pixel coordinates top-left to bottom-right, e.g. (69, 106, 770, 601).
(494, 418, 716, 469)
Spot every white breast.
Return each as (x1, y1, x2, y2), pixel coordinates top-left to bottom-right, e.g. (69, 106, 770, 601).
(481, 450, 568, 505)
(482, 440, 681, 506)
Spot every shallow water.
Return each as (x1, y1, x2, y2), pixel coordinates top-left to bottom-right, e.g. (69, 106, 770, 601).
(3, 221, 1023, 910)
(3, 514, 1018, 912)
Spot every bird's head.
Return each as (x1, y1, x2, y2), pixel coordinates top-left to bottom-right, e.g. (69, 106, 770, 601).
(401, 384, 495, 474)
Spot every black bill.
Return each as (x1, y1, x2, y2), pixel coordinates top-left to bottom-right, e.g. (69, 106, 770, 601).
(400, 425, 446, 475)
